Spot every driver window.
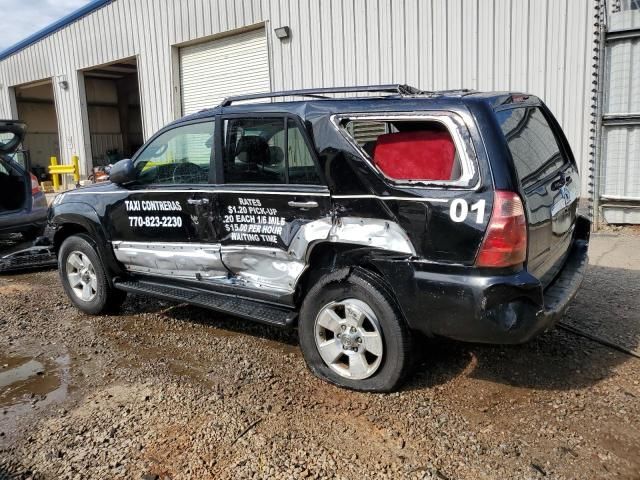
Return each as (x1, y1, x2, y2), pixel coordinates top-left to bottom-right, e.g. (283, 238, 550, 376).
(134, 121, 214, 185)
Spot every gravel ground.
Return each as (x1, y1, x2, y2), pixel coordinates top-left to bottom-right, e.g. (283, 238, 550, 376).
(0, 232, 639, 480)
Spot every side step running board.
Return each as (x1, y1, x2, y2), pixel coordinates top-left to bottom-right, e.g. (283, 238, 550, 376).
(114, 279, 297, 328)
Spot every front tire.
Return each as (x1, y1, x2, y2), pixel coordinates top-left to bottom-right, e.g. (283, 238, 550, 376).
(298, 270, 412, 392)
(58, 234, 126, 314)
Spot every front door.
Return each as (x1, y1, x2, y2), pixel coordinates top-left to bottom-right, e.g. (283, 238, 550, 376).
(108, 119, 228, 282)
(216, 115, 331, 297)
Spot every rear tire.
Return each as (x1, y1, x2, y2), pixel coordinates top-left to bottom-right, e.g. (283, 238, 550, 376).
(58, 234, 126, 314)
(298, 269, 412, 392)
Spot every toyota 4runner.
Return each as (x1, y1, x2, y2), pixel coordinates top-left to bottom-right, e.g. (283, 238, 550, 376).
(45, 85, 590, 392)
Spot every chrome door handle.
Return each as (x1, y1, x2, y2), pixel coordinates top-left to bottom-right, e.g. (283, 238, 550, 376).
(288, 200, 318, 209)
(187, 197, 209, 206)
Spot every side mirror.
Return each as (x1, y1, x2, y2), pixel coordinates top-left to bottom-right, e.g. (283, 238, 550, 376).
(109, 158, 136, 185)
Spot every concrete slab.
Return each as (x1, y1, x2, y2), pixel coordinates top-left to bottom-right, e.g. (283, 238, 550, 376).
(588, 232, 640, 271)
(563, 230, 640, 355)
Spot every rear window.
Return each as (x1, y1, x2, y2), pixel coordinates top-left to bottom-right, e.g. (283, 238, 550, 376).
(0, 132, 17, 146)
(496, 107, 567, 187)
(343, 119, 462, 182)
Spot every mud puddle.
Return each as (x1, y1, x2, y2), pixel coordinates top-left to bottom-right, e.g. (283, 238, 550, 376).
(0, 352, 71, 444)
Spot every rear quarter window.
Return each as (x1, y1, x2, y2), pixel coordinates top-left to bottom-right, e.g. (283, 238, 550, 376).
(496, 107, 567, 188)
(342, 118, 463, 183)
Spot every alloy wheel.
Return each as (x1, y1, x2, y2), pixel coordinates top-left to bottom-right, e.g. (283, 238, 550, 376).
(66, 251, 98, 302)
(314, 298, 384, 380)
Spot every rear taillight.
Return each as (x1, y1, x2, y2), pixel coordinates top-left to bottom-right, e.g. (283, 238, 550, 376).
(30, 173, 41, 196)
(475, 191, 527, 268)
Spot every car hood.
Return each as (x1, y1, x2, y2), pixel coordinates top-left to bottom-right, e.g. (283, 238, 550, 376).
(0, 120, 26, 154)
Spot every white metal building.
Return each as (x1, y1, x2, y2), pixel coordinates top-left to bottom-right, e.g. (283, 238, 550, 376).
(0, 0, 636, 223)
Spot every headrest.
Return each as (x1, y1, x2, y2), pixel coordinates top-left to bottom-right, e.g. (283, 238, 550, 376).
(235, 136, 269, 165)
(267, 145, 284, 165)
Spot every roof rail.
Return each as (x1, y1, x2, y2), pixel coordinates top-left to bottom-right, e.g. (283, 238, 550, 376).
(219, 84, 427, 107)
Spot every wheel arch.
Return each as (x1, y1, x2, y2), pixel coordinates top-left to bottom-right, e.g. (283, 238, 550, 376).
(51, 203, 124, 285)
(54, 222, 90, 251)
(296, 245, 415, 392)
(295, 242, 411, 323)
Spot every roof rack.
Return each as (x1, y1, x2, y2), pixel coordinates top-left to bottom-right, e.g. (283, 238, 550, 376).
(219, 84, 427, 107)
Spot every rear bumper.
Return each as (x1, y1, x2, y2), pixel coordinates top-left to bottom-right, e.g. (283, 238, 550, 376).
(394, 225, 590, 344)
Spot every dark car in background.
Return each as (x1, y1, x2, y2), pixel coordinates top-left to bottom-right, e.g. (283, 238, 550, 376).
(0, 121, 47, 239)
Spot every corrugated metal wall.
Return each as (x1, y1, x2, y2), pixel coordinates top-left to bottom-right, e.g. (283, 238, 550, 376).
(600, 7, 640, 223)
(0, 0, 596, 185)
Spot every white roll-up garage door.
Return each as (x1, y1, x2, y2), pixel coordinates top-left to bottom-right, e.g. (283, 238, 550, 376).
(180, 28, 270, 115)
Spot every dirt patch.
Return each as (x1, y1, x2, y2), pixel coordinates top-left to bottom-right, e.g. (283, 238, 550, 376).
(1, 233, 640, 479)
(0, 281, 31, 294)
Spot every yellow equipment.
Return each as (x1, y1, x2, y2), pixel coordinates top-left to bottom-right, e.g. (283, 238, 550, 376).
(48, 155, 80, 191)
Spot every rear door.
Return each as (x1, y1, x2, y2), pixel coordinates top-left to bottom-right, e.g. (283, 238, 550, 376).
(495, 106, 580, 286)
(216, 114, 331, 296)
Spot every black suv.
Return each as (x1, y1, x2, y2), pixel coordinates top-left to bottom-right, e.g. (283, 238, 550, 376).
(45, 85, 589, 392)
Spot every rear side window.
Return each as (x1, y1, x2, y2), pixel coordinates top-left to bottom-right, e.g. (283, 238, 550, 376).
(286, 119, 322, 185)
(0, 132, 17, 147)
(0, 131, 20, 153)
(223, 117, 322, 185)
(496, 107, 567, 188)
(343, 119, 462, 182)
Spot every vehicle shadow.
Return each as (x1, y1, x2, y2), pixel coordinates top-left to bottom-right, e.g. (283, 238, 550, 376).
(405, 264, 640, 392)
(129, 295, 299, 349)
(119, 264, 639, 393)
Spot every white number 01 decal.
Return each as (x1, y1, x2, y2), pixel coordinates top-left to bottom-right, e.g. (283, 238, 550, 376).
(449, 199, 486, 224)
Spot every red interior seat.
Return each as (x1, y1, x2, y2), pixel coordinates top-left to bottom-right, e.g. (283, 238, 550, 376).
(372, 130, 456, 181)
